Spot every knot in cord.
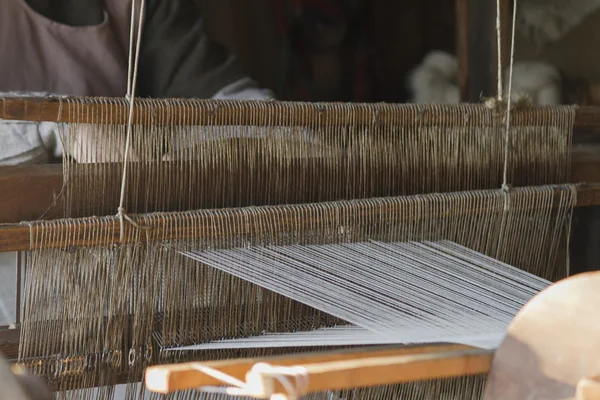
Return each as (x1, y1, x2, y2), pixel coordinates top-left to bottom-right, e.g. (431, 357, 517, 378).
(117, 206, 151, 241)
(116, 0, 152, 240)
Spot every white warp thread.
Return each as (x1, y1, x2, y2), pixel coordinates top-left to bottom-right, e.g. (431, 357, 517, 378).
(172, 241, 549, 352)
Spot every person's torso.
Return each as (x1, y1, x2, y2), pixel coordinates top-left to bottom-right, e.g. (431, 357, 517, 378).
(0, 0, 135, 96)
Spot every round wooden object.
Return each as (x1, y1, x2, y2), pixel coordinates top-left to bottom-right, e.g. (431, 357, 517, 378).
(484, 272, 600, 400)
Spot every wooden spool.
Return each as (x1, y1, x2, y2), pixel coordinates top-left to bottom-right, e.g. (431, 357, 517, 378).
(484, 272, 600, 400)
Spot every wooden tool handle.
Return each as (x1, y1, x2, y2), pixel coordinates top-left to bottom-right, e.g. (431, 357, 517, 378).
(145, 345, 492, 395)
(577, 376, 600, 400)
(246, 349, 492, 398)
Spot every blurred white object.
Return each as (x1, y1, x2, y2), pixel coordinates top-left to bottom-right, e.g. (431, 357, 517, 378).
(407, 50, 460, 104)
(0, 92, 62, 165)
(407, 51, 562, 106)
(504, 62, 562, 105)
(0, 80, 274, 165)
(518, 0, 600, 47)
(212, 77, 275, 101)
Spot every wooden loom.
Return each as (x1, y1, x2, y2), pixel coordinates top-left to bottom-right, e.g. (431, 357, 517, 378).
(0, 96, 597, 398)
(0, 6, 600, 399)
(0, 5, 597, 400)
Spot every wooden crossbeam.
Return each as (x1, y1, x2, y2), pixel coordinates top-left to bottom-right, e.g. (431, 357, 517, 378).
(0, 338, 483, 393)
(0, 144, 598, 225)
(0, 164, 64, 224)
(3, 97, 600, 135)
(455, 0, 511, 102)
(1, 145, 599, 225)
(0, 328, 20, 361)
(144, 344, 492, 395)
(0, 184, 597, 253)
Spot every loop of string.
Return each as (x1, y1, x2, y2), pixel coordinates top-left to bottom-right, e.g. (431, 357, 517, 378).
(118, 0, 151, 240)
(192, 362, 309, 400)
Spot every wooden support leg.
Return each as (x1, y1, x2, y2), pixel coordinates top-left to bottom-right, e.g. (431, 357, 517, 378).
(455, 0, 510, 102)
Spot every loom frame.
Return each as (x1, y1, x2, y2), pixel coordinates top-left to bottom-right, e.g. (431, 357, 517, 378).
(0, 101, 600, 379)
(0, 1, 595, 395)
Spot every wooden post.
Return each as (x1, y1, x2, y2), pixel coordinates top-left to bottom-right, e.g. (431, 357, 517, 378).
(456, 0, 510, 102)
(144, 345, 491, 394)
(456, 0, 470, 101)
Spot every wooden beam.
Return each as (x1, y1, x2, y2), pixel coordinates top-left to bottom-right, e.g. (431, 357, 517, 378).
(0, 144, 599, 225)
(251, 349, 490, 397)
(456, 0, 510, 102)
(572, 145, 600, 183)
(0, 144, 600, 224)
(145, 345, 492, 395)
(0, 331, 481, 393)
(0, 327, 20, 361)
(0, 184, 597, 253)
(466, 0, 494, 101)
(0, 165, 63, 224)
(456, 0, 470, 102)
(3, 97, 600, 134)
(573, 108, 600, 139)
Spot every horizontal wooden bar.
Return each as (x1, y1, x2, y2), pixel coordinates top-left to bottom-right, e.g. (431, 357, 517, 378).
(0, 164, 64, 224)
(1, 145, 599, 225)
(145, 344, 488, 394)
(572, 145, 600, 183)
(0, 323, 479, 391)
(260, 349, 491, 397)
(573, 107, 600, 137)
(0, 327, 20, 360)
(2, 97, 600, 135)
(0, 184, 597, 253)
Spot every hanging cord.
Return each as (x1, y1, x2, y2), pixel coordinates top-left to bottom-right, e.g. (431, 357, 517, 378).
(494, 0, 518, 258)
(500, 0, 518, 191)
(117, 0, 151, 240)
(495, 0, 503, 101)
(126, 0, 137, 99)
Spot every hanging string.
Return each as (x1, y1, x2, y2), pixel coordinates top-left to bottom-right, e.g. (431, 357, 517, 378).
(118, 0, 151, 240)
(126, 0, 137, 98)
(500, 0, 519, 191)
(496, 0, 503, 101)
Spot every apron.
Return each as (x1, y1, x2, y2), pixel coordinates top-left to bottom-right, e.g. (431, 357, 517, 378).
(0, 0, 136, 96)
(0, 0, 138, 165)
